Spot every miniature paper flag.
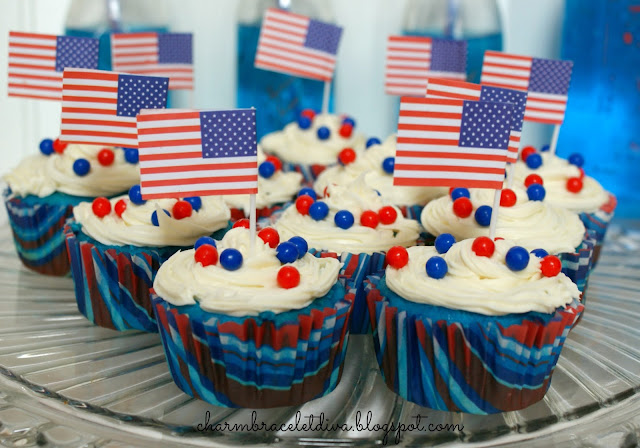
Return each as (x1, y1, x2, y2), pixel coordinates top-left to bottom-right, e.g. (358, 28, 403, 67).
(137, 109, 258, 199)
(111, 32, 194, 90)
(8, 31, 98, 101)
(385, 36, 467, 96)
(254, 8, 343, 81)
(426, 78, 527, 162)
(394, 97, 513, 189)
(60, 68, 169, 148)
(480, 51, 573, 124)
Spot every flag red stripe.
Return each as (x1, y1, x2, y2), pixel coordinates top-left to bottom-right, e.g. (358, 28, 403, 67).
(484, 51, 531, 62)
(139, 152, 203, 161)
(255, 60, 330, 81)
(61, 130, 135, 138)
(138, 139, 202, 148)
(394, 178, 501, 188)
(142, 175, 258, 187)
(480, 67, 530, 81)
(399, 111, 463, 119)
(8, 53, 55, 61)
(61, 96, 118, 104)
(396, 151, 507, 161)
(138, 112, 200, 122)
(263, 19, 306, 35)
(140, 162, 257, 174)
(138, 125, 201, 135)
(386, 56, 430, 62)
(401, 97, 463, 105)
(7, 92, 59, 100)
(388, 36, 431, 43)
(63, 70, 119, 81)
(396, 138, 460, 145)
(61, 107, 114, 115)
(397, 124, 461, 132)
(143, 188, 258, 200)
(9, 83, 60, 92)
(8, 72, 60, 81)
(113, 32, 157, 40)
(9, 42, 56, 50)
(112, 42, 157, 49)
(9, 32, 57, 40)
(62, 118, 137, 128)
(257, 47, 333, 69)
(522, 116, 562, 125)
(526, 96, 566, 104)
(385, 73, 433, 80)
(395, 165, 505, 174)
(259, 41, 335, 63)
(63, 84, 117, 92)
(481, 81, 527, 91)
(8, 62, 57, 70)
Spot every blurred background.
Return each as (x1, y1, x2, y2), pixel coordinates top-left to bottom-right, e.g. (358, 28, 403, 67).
(1, 0, 638, 216)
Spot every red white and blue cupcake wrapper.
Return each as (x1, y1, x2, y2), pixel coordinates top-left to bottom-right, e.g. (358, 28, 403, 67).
(4, 190, 75, 276)
(64, 221, 180, 332)
(558, 229, 597, 302)
(578, 193, 616, 267)
(151, 282, 351, 408)
(398, 204, 424, 221)
(365, 274, 583, 414)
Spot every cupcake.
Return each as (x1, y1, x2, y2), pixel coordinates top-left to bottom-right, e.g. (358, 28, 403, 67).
(222, 147, 303, 221)
(314, 134, 448, 220)
(513, 148, 616, 265)
(421, 186, 596, 294)
(151, 227, 350, 408)
(3, 139, 139, 276)
(64, 187, 231, 332)
(272, 176, 421, 333)
(260, 110, 366, 184)
(366, 237, 583, 413)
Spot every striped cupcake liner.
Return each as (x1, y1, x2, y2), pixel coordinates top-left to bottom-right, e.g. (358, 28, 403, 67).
(578, 193, 616, 267)
(151, 282, 351, 408)
(4, 190, 75, 276)
(558, 229, 597, 305)
(65, 221, 181, 332)
(398, 204, 424, 221)
(365, 274, 583, 414)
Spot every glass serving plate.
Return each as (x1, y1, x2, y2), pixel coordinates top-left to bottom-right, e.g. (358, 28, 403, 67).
(0, 209, 639, 447)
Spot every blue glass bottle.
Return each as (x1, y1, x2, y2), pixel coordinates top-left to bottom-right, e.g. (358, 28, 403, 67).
(560, 0, 639, 217)
(236, 0, 335, 139)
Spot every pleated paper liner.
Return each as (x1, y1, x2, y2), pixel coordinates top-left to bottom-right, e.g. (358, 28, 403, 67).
(64, 221, 231, 332)
(365, 274, 584, 414)
(578, 193, 616, 267)
(151, 281, 352, 408)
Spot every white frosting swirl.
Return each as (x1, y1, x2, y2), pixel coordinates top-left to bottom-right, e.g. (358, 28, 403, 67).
(260, 113, 366, 165)
(3, 144, 139, 197)
(153, 227, 342, 316)
(73, 195, 230, 247)
(386, 240, 580, 316)
(314, 134, 448, 206)
(421, 187, 585, 254)
(222, 147, 303, 212)
(512, 152, 609, 213)
(275, 176, 421, 254)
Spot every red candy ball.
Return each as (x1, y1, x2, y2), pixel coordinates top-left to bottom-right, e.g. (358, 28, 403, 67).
(97, 148, 115, 166)
(378, 206, 398, 225)
(338, 147, 356, 165)
(52, 138, 67, 154)
(233, 218, 251, 229)
(277, 265, 301, 289)
(295, 195, 314, 215)
(448, 187, 455, 196)
(265, 155, 282, 171)
(524, 174, 544, 187)
(500, 189, 517, 207)
(258, 227, 280, 248)
(360, 210, 379, 228)
(114, 199, 127, 218)
(300, 109, 315, 121)
(521, 146, 536, 161)
(194, 244, 218, 267)
(452, 197, 473, 218)
(541, 255, 562, 277)
(386, 246, 409, 269)
(339, 123, 353, 138)
(566, 177, 583, 193)
(472, 236, 495, 257)
(91, 197, 111, 218)
(172, 200, 193, 220)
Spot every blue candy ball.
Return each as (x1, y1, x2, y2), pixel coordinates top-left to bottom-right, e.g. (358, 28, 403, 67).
(308, 201, 329, 221)
(151, 209, 171, 226)
(258, 161, 276, 179)
(568, 153, 584, 168)
(540, 144, 550, 152)
(474, 205, 492, 227)
(451, 187, 470, 200)
(527, 184, 546, 201)
(184, 196, 202, 211)
(382, 157, 395, 174)
(317, 126, 330, 140)
(297, 188, 317, 200)
(219, 248, 243, 271)
(434, 233, 456, 254)
(128, 185, 146, 205)
(334, 210, 354, 229)
(342, 117, 356, 127)
(366, 137, 381, 148)
(124, 147, 139, 164)
(72, 158, 91, 176)
(298, 116, 312, 130)
(276, 242, 299, 264)
(426, 256, 448, 279)
(530, 248, 549, 258)
(526, 153, 543, 169)
(288, 236, 308, 258)
(39, 138, 54, 156)
(505, 246, 530, 271)
(195, 236, 216, 250)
